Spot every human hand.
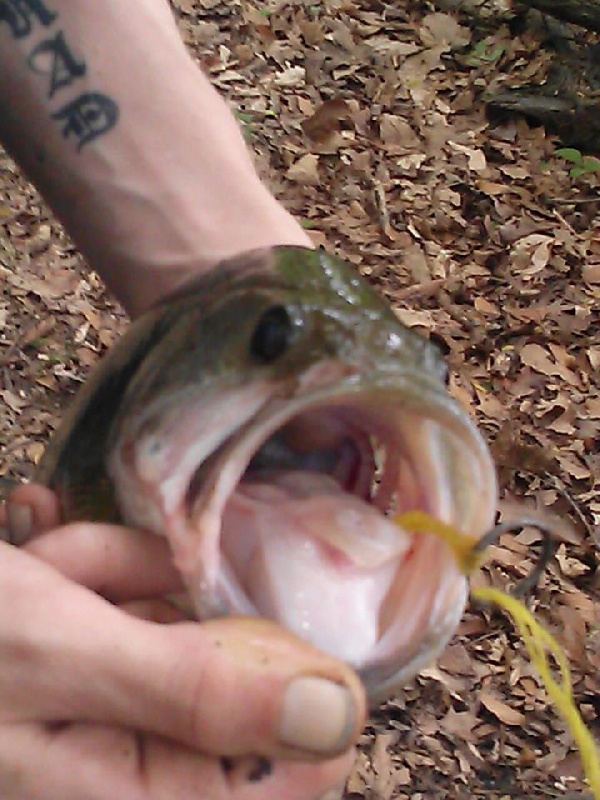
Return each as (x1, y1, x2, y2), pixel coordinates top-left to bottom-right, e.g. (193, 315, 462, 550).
(0, 485, 365, 800)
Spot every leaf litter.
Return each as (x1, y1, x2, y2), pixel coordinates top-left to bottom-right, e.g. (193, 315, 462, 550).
(0, 1, 598, 797)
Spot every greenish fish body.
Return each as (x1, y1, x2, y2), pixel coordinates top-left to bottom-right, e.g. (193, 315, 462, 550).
(37, 247, 497, 702)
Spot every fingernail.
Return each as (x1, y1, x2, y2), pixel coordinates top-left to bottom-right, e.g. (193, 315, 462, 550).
(317, 784, 346, 800)
(279, 677, 356, 756)
(6, 503, 32, 545)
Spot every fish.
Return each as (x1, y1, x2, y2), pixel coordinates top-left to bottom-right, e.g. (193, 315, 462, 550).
(35, 246, 498, 702)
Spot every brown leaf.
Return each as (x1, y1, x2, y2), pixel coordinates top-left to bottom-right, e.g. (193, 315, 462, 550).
(480, 692, 527, 726)
(301, 99, 352, 144)
(441, 707, 479, 738)
(582, 264, 600, 285)
(520, 343, 580, 385)
(298, 17, 324, 46)
(498, 164, 530, 180)
(285, 154, 320, 186)
(420, 12, 471, 49)
(273, 66, 305, 87)
(26, 441, 45, 464)
(379, 115, 419, 148)
(20, 317, 55, 346)
(449, 141, 487, 172)
(0, 389, 26, 412)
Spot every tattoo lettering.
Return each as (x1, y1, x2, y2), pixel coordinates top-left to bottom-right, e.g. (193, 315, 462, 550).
(27, 30, 85, 97)
(0, 0, 120, 151)
(52, 92, 119, 150)
(0, 0, 55, 38)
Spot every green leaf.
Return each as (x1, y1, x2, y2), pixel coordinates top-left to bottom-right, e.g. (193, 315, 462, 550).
(465, 40, 504, 66)
(555, 147, 583, 165)
(482, 44, 505, 62)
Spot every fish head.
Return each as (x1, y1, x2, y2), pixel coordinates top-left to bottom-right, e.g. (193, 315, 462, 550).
(106, 247, 497, 702)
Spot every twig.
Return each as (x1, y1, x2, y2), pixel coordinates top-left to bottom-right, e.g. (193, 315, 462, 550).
(393, 278, 448, 301)
(549, 196, 600, 205)
(371, 179, 396, 241)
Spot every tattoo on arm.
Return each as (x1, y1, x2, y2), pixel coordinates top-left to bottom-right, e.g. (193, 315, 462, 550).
(0, 0, 56, 38)
(53, 93, 119, 151)
(27, 30, 86, 98)
(0, 0, 119, 150)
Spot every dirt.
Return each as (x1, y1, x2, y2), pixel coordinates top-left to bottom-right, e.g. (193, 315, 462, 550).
(0, 1, 598, 798)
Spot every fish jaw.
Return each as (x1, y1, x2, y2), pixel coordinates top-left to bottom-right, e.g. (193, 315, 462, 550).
(109, 367, 497, 700)
(107, 380, 274, 610)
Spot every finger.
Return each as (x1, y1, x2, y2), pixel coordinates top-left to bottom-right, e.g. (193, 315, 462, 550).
(120, 598, 190, 623)
(0, 722, 354, 800)
(25, 521, 184, 601)
(2, 483, 61, 544)
(0, 544, 366, 760)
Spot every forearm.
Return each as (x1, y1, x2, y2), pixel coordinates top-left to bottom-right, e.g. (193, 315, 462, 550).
(0, 0, 311, 316)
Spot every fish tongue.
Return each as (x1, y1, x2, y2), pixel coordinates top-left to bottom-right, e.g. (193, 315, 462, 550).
(221, 472, 412, 667)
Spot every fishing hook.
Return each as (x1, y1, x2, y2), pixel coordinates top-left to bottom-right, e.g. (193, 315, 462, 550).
(473, 517, 558, 598)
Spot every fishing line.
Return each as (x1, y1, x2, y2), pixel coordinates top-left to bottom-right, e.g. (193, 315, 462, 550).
(395, 510, 600, 800)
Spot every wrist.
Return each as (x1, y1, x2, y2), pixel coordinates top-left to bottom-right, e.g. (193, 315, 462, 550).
(112, 195, 313, 318)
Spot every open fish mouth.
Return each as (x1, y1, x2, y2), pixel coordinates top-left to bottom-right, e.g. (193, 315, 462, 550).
(110, 365, 497, 701)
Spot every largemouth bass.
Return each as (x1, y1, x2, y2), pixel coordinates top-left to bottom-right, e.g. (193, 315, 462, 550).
(36, 246, 497, 701)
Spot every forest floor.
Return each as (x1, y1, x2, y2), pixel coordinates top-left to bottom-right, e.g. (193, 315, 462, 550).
(0, 1, 598, 798)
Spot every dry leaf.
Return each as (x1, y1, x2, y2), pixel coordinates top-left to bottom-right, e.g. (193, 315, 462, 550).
(420, 12, 471, 49)
(26, 441, 45, 463)
(480, 692, 527, 726)
(0, 389, 26, 411)
(285, 154, 320, 186)
(582, 263, 600, 285)
(301, 99, 352, 144)
(379, 115, 419, 148)
(298, 17, 324, 46)
(274, 66, 305, 87)
(449, 141, 487, 172)
(520, 343, 580, 385)
(441, 707, 479, 737)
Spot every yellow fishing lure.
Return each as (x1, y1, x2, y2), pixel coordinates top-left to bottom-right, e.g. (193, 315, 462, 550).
(395, 510, 600, 799)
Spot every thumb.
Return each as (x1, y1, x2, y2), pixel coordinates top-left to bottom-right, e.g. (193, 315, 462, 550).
(0, 543, 366, 761)
(114, 615, 367, 760)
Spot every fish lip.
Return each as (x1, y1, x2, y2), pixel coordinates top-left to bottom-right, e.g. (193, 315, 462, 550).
(362, 572, 468, 705)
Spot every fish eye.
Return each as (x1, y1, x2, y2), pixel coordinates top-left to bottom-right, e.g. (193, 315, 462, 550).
(250, 305, 294, 363)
